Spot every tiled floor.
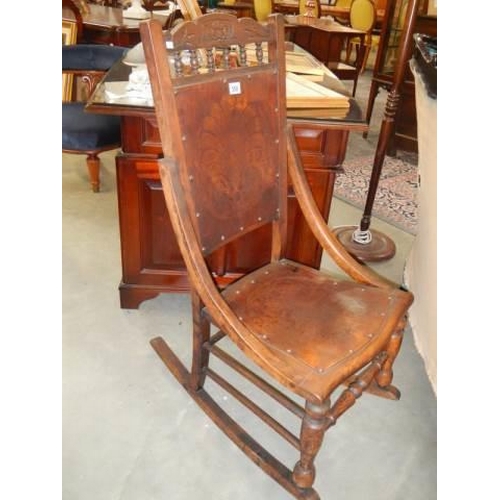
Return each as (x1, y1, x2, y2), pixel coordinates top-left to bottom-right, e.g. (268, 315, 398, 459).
(62, 70, 436, 500)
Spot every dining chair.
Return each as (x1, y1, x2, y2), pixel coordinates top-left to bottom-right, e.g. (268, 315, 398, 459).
(62, 44, 128, 192)
(254, 0, 274, 21)
(139, 12, 414, 500)
(345, 0, 378, 73)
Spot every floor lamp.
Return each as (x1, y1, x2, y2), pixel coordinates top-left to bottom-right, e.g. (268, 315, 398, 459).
(333, 0, 420, 262)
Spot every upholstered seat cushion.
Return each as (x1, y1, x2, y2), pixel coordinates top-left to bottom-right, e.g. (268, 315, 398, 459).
(62, 102, 121, 151)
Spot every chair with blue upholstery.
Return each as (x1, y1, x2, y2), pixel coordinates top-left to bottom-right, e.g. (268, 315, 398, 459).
(62, 44, 128, 192)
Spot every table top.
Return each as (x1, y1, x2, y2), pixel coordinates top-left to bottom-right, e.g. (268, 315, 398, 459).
(86, 42, 365, 126)
(62, 3, 171, 31)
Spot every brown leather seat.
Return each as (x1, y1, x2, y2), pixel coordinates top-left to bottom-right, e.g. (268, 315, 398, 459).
(222, 261, 411, 401)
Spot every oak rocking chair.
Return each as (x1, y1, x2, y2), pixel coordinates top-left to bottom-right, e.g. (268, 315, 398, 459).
(140, 13, 413, 500)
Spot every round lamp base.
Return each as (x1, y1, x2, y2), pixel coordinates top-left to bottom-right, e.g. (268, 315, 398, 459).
(332, 226, 396, 262)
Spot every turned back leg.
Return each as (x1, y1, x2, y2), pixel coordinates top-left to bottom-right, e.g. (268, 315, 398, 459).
(292, 400, 330, 490)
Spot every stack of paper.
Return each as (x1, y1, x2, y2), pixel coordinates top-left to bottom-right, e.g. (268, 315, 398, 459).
(286, 72, 349, 109)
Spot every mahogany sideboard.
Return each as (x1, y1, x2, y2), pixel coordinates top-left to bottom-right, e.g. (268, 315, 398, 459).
(86, 47, 368, 309)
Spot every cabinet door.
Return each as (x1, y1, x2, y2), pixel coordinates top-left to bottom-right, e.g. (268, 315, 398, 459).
(374, 0, 433, 81)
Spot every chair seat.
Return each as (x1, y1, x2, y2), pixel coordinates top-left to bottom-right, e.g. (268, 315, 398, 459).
(62, 44, 129, 71)
(222, 259, 412, 401)
(62, 102, 121, 152)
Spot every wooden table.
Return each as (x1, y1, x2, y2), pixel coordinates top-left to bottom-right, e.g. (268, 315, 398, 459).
(214, 1, 255, 18)
(62, 3, 172, 47)
(284, 16, 366, 68)
(274, 1, 385, 27)
(86, 45, 368, 309)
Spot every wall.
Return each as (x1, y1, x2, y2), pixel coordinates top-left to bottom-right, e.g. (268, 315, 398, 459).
(404, 61, 437, 395)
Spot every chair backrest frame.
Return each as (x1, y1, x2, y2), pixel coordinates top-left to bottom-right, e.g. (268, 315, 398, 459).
(349, 0, 376, 33)
(140, 14, 289, 263)
(62, 44, 128, 99)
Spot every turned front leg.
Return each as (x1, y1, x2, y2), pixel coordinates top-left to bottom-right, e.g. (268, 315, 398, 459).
(375, 319, 406, 398)
(86, 154, 101, 192)
(292, 399, 330, 489)
(190, 292, 211, 391)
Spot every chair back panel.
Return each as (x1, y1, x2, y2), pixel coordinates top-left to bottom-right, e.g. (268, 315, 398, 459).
(141, 14, 288, 257)
(350, 0, 376, 32)
(174, 75, 282, 253)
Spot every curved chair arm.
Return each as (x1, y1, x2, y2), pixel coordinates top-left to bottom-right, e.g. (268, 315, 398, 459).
(286, 124, 397, 290)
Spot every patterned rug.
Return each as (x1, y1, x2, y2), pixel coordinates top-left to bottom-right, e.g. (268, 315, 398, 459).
(334, 152, 419, 235)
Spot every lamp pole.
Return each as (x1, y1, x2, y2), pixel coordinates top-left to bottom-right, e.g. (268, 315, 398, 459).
(333, 0, 420, 262)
